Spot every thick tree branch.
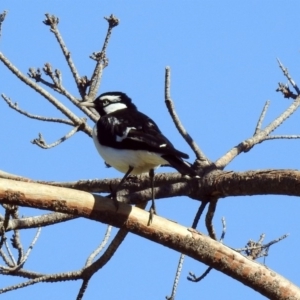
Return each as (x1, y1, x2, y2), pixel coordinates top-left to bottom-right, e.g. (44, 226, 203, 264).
(0, 178, 299, 299)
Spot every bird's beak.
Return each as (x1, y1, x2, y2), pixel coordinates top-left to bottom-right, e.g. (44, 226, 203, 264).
(79, 101, 95, 108)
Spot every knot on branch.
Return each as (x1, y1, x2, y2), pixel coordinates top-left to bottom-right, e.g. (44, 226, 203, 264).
(104, 14, 119, 28)
(43, 14, 59, 28)
(241, 140, 254, 152)
(276, 83, 297, 99)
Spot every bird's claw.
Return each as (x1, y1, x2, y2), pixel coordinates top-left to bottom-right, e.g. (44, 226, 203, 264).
(107, 193, 119, 212)
(147, 206, 157, 226)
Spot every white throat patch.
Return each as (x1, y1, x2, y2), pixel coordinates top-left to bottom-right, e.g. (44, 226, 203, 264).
(99, 95, 127, 114)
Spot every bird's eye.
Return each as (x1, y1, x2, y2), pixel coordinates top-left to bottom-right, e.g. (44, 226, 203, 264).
(102, 99, 110, 106)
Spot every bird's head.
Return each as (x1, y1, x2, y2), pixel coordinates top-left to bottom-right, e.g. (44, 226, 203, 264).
(80, 92, 137, 116)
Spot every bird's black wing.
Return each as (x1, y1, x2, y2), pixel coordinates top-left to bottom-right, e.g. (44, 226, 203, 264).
(98, 109, 189, 159)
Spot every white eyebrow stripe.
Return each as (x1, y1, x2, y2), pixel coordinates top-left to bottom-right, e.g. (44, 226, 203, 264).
(159, 144, 167, 147)
(99, 95, 121, 102)
(116, 127, 136, 142)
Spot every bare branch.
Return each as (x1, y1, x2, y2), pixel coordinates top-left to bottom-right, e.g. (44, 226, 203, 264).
(205, 198, 218, 240)
(265, 135, 300, 140)
(215, 96, 300, 169)
(0, 178, 299, 299)
(85, 225, 112, 267)
(43, 14, 86, 99)
(166, 253, 185, 300)
(0, 52, 91, 136)
(254, 100, 270, 134)
(187, 217, 226, 283)
(28, 66, 98, 123)
(31, 124, 83, 149)
(1, 94, 74, 126)
(88, 14, 120, 101)
(1, 212, 77, 231)
(0, 269, 82, 294)
(0, 10, 8, 38)
(1, 227, 41, 273)
(0, 247, 14, 268)
(164, 67, 209, 166)
(277, 58, 300, 95)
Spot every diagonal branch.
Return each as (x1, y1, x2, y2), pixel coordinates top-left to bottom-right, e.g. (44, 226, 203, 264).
(1, 94, 74, 126)
(0, 178, 299, 300)
(254, 100, 270, 134)
(164, 67, 210, 166)
(43, 14, 85, 99)
(215, 96, 300, 169)
(277, 58, 300, 95)
(88, 15, 119, 100)
(0, 52, 91, 136)
(31, 124, 84, 149)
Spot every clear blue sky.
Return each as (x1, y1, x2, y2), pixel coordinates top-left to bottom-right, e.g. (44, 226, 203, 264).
(1, 1, 300, 299)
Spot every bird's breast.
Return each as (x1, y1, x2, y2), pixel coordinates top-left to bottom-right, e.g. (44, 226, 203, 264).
(92, 126, 167, 174)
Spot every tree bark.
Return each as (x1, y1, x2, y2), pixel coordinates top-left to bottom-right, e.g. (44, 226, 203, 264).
(0, 178, 299, 299)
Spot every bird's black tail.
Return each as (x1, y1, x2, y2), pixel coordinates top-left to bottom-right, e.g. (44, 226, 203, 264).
(161, 155, 197, 177)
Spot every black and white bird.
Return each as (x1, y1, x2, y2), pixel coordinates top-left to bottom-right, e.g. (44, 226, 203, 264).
(81, 92, 196, 222)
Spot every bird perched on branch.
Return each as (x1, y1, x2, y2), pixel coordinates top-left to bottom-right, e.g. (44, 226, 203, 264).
(81, 92, 196, 223)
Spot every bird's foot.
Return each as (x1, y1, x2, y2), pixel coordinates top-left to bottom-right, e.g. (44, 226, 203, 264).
(107, 192, 119, 212)
(147, 205, 157, 226)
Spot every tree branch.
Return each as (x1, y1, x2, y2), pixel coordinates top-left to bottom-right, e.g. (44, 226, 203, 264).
(164, 67, 209, 166)
(0, 178, 299, 299)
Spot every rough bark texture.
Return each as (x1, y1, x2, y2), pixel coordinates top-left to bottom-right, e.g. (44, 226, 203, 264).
(0, 178, 299, 300)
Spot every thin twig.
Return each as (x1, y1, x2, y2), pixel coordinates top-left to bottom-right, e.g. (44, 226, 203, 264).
(0, 270, 82, 294)
(277, 58, 300, 95)
(167, 201, 208, 300)
(2, 227, 42, 272)
(164, 67, 209, 165)
(88, 15, 119, 100)
(254, 100, 270, 134)
(31, 124, 83, 149)
(188, 218, 226, 283)
(28, 66, 98, 122)
(0, 207, 10, 249)
(3, 238, 15, 266)
(85, 225, 112, 267)
(205, 198, 218, 240)
(215, 96, 300, 169)
(10, 207, 23, 264)
(1, 212, 77, 232)
(43, 14, 85, 99)
(0, 10, 7, 38)
(166, 254, 185, 300)
(1, 94, 74, 125)
(265, 135, 300, 140)
(0, 248, 14, 268)
(0, 52, 91, 136)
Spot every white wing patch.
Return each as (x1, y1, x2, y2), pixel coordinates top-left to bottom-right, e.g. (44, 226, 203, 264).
(107, 116, 120, 125)
(116, 127, 136, 142)
(159, 144, 167, 148)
